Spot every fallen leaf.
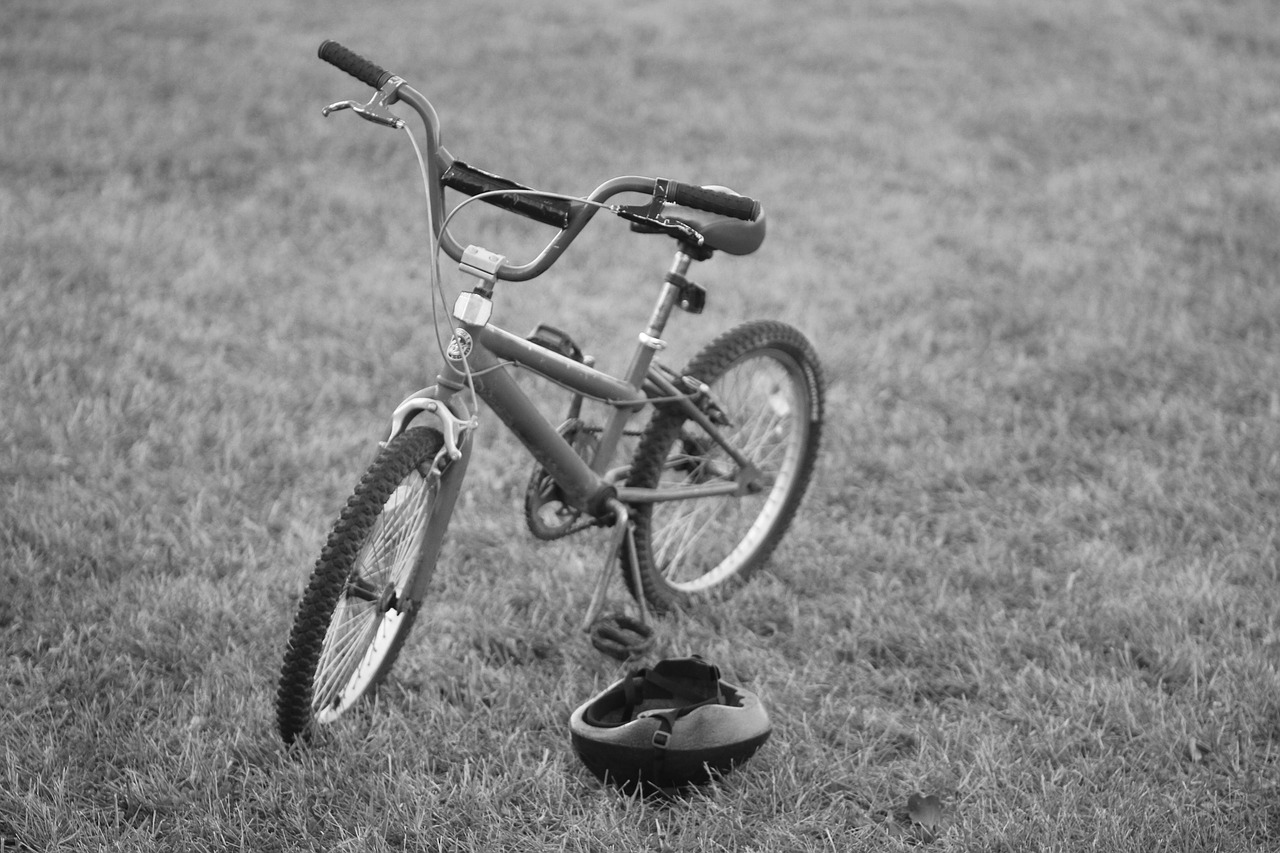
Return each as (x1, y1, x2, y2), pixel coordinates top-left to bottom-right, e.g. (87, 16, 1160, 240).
(1185, 738, 1213, 763)
(907, 792, 944, 830)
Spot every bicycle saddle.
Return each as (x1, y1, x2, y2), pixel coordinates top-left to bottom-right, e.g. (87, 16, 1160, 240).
(664, 208, 767, 256)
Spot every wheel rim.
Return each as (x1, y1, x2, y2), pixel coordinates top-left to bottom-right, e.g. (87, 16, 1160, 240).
(652, 349, 809, 591)
(312, 472, 434, 722)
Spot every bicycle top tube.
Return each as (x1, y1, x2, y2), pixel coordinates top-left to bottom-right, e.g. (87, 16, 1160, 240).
(316, 40, 763, 284)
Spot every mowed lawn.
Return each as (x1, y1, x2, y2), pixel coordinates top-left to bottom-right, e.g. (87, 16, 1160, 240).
(3, 0, 1280, 849)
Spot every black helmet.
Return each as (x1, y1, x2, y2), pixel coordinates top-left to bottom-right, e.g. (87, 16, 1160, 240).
(568, 656, 771, 793)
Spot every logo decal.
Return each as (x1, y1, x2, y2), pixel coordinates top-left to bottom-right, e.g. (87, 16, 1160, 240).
(446, 328, 473, 361)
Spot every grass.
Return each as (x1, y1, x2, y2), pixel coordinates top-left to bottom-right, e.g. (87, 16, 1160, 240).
(4, 0, 1280, 849)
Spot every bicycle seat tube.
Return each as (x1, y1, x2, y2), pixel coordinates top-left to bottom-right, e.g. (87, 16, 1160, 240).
(588, 249, 695, 472)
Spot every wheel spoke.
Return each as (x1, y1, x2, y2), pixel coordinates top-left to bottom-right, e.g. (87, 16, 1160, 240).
(314, 601, 375, 706)
(630, 333, 820, 604)
(276, 428, 455, 743)
(659, 498, 737, 580)
(653, 365, 796, 582)
(313, 475, 433, 713)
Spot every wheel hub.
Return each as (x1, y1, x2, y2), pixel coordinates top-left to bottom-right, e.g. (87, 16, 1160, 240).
(377, 584, 400, 614)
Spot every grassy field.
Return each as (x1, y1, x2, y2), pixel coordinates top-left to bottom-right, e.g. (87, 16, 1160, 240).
(4, 0, 1280, 849)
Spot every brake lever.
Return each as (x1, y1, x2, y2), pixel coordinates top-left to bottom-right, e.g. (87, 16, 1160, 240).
(322, 84, 405, 129)
(612, 207, 705, 247)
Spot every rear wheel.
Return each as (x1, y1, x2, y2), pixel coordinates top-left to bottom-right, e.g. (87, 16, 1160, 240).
(276, 427, 448, 744)
(625, 321, 824, 611)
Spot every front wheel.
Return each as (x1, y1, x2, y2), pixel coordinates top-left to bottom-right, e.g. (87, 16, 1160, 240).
(625, 320, 824, 611)
(276, 427, 449, 744)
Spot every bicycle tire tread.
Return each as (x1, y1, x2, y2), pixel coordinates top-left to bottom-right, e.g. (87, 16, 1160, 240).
(276, 427, 443, 744)
(625, 320, 824, 610)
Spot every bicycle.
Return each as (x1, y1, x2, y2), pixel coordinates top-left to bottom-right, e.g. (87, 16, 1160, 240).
(275, 41, 826, 744)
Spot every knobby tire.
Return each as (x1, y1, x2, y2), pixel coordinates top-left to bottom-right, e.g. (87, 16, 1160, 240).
(276, 427, 447, 744)
(625, 320, 824, 611)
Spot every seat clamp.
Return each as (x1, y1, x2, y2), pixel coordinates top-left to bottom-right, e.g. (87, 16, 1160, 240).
(665, 271, 706, 314)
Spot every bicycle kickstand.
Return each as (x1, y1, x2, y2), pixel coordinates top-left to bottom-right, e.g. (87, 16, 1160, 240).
(581, 499, 655, 661)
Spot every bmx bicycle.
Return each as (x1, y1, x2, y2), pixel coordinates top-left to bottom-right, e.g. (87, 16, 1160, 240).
(276, 41, 825, 744)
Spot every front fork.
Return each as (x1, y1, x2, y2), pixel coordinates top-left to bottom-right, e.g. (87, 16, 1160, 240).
(382, 386, 476, 604)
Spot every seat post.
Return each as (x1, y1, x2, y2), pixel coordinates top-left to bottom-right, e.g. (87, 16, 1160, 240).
(588, 250, 694, 477)
(626, 250, 693, 384)
(642, 250, 693, 343)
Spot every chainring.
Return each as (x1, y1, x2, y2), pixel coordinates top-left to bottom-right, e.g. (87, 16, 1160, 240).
(524, 419, 600, 540)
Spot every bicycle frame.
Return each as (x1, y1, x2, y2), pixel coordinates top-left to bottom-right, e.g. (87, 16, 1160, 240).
(352, 76, 765, 607)
(390, 250, 764, 505)
(383, 263, 717, 609)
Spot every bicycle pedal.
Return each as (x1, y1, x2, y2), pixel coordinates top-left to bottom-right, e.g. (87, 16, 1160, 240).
(588, 614, 655, 661)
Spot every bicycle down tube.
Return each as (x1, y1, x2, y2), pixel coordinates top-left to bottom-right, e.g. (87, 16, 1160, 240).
(439, 320, 640, 517)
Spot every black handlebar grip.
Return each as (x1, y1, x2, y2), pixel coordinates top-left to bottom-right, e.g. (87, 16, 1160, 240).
(666, 181, 761, 221)
(318, 40, 394, 90)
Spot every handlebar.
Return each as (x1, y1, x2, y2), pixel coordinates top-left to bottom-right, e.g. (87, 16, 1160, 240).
(316, 40, 761, 281)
